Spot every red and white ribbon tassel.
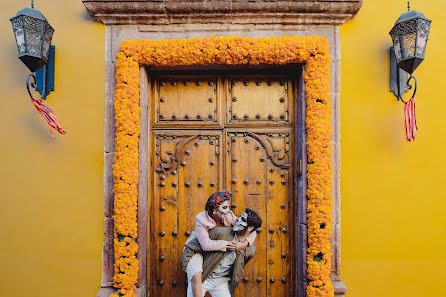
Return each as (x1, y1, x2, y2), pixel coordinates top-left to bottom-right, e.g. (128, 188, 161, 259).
(30, 97, 66, 138)
(403, 96, 418, 142)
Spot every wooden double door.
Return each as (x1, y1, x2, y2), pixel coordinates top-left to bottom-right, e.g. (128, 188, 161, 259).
(149, 71, 299, 297)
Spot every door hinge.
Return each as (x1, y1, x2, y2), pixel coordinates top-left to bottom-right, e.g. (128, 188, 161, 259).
(298, 159, 302, 176)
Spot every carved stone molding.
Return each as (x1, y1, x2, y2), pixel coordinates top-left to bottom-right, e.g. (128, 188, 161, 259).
(83, 0, 362, 25)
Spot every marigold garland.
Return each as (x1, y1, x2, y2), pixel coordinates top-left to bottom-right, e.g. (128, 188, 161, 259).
(110, 53, 140, 297)
(111, 36, 333, 297)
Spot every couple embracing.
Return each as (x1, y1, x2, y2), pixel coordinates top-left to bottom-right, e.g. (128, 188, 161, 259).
(181, 190, 263, 297)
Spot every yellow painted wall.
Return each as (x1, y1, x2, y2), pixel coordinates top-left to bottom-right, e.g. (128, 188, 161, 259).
(0, 1, 104, 296)
(340, 1, 446, 296)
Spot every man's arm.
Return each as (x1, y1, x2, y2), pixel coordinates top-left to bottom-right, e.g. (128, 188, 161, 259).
(244, 245, 256, 264)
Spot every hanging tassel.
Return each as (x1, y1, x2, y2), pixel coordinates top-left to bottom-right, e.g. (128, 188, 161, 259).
(30, 96, 66, 138)
(403, 96, 417, 142)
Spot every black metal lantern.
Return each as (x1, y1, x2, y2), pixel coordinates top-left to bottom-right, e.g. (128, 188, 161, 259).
(388, 2, 432, 142)
(10, 0, 56, 100)
(10, 2, 54, 72)
(9, 1, 64, 138)
(389, 4, 431, 74)
(389, 2, 431, 103)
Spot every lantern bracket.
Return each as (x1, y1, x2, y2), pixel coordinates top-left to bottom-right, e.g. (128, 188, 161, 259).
(26, 73, 36, 99)
(390, 46, 413, 103)
(34, 45, 55, 99)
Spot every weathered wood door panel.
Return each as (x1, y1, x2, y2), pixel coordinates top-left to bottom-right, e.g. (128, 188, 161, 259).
(153, 75, 223, 128)
(150, 73, 297, 297)
(152, 130, 224, 295)
(224, 130, 292, 297)
(226, 76, 294, 126)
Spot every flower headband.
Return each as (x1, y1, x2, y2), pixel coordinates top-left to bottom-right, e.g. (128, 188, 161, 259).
(210, 190, 232, 208)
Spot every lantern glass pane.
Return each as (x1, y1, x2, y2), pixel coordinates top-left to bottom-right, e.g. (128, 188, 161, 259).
(416, 19, 431, 57)
(42, 24, 54, 60)
(390, 27, 402, 60)
(23, 16, 44, 58)
(11, 17, 26, 55)
(400, 19, 417, 58)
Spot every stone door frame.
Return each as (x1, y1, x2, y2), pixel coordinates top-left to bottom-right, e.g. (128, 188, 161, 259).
(81, 1, 363, 297)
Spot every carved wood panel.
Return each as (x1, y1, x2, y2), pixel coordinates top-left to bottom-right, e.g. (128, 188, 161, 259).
(152, 130, 223, 296)
(225, 130, 292, 297)
(153, 75, 221, 127)
(226, 76, 293, 126)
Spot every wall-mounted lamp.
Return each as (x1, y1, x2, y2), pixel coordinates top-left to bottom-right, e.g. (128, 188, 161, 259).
(10, 0, 64, 137)
(389, 2, 431, 141)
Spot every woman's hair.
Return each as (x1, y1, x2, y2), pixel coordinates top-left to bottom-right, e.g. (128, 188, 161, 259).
(205, 190, 232, 213)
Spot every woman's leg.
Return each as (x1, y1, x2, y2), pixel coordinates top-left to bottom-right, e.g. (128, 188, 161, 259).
(186, 253, 204, 297)
(191, 271, 203, 297)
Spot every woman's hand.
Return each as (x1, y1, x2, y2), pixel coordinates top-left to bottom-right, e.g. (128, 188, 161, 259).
(226, 240, 249, 254)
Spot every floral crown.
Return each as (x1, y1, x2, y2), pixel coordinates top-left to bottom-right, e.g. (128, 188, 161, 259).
(210, 190, 232, 208)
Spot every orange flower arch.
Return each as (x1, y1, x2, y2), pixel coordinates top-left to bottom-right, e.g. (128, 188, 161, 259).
(111, 36, 333, 297)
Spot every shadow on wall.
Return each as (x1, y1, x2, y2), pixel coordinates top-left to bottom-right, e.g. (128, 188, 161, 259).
(24, 112, 55, 139)
(7, 43, 30, 89)
(80, 8, 96, 23)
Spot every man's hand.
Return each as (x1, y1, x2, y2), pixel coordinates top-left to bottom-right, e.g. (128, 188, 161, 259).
(227, 240, 249, 254)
